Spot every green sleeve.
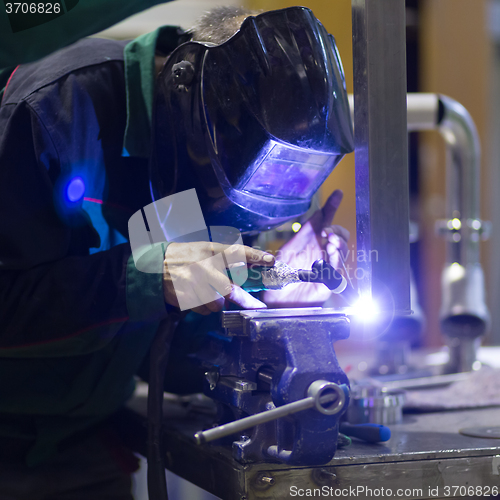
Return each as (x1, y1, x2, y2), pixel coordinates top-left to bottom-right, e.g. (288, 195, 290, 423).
(126, 242, 170, 321)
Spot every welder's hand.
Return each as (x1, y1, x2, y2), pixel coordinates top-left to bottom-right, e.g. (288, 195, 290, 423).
(163, 242, 275, 315)
(263, 190, 349, 308)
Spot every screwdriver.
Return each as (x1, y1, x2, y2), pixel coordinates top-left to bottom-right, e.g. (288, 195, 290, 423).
(339, 423, 391, 443)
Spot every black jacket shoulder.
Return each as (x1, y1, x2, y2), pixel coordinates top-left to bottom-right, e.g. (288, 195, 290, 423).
(2, 38, 128, 105)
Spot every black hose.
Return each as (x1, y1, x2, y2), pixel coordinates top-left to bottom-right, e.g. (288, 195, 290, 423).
(147, 312, 182, 500)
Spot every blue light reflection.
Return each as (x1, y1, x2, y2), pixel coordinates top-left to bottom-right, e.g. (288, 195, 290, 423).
(66, 177, 85, 202)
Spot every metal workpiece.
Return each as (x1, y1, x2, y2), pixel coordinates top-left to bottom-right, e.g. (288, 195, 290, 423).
(352, 0, 411, 314)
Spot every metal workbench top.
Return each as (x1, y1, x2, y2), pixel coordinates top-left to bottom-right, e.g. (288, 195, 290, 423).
(125, 392, 500, 499)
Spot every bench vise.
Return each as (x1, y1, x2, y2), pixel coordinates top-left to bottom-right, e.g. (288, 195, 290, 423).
(194, 307, 350, 466)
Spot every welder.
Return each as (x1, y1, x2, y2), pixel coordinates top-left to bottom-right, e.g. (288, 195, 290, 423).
(0, 6, 353, 498)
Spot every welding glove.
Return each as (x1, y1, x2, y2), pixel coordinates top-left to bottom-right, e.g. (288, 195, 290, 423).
(262, 190, 349, 308)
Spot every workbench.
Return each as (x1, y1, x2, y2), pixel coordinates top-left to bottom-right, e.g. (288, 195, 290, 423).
(124, 392, 500, 500)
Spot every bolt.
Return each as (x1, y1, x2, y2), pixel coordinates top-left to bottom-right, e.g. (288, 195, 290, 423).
(320, 468, 337, 479)
(312, 467, 337, 485)
(265, 401, 275, 411)
(204, 369, 219, 390)
(260, 475, 275, 486)
(234, 380, 257, 391)
(253, 472, 276, 490)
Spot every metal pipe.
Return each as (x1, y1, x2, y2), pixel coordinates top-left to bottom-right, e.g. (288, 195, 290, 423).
(348, 93, 440, 132)
(434, 95, 490, 371)
(438, 95, 482, 263)
(406, 93, 440, 131)
(348, 92, 490, 371)
(351, 0, 411, 315)
(349, 92, 487, 263)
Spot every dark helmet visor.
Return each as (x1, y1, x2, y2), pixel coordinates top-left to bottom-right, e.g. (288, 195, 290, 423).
(150, 6, 354, 231)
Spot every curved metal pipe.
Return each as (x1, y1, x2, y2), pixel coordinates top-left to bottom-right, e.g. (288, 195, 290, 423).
(438, 95, 482, 263)
(434, 95, 490, 371)
(348, 93, 490, 371)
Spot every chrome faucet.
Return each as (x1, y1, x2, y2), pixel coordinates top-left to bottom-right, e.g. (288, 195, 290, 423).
(349, 93, 491, 373)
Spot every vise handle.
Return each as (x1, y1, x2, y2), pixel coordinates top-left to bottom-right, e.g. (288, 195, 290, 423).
(194, 380, 347, 445)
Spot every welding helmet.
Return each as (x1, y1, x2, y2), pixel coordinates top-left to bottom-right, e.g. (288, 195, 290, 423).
(150, 6, 354, 231)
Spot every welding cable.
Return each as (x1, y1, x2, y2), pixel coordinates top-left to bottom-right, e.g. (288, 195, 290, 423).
(147, 311, 182, 500)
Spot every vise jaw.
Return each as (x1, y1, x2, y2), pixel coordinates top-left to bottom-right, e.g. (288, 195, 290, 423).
(198, 308, 350, 466)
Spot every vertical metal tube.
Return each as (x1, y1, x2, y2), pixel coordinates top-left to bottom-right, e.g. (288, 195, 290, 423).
(438, 95, 482, 265)
(436, 96, 490, 372)
(352, 0, 411, 313)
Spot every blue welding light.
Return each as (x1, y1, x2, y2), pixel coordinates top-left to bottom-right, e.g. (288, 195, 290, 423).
(66, 177, 85, 202)
(351, 294, 379, 321)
